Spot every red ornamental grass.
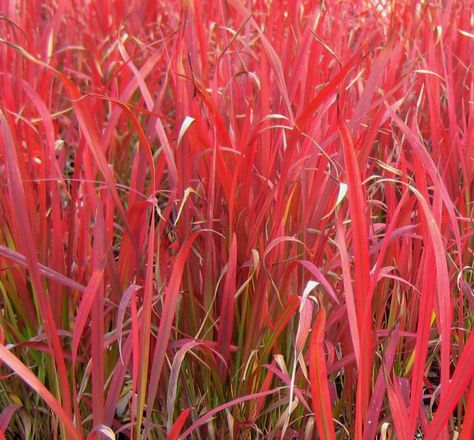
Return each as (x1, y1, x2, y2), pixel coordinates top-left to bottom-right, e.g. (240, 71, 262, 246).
(0, 0, 473, 438)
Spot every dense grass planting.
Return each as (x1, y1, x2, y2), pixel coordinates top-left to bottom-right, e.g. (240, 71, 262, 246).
(0, 0, 473, 438)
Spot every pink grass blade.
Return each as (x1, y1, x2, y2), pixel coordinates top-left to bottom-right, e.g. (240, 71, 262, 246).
(295, 282, 315, 355)
(365, 326, 400, 440)
(298, 260, 339, 304)
(262, 364, 312, 412)
(0, 404, 20, 432)
(0, 245, 85, 292)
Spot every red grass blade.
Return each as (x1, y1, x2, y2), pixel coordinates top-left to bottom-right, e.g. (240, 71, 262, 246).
(217, 233, 238, 376)
(145, 232, 200, 430)
(0, 345, 82, 440)
(338, 115, 372, 438)
(167, 408, 191, 440)
(309, 307, 336, 440)
(91, 203, 106, 426)
(335, 212, 361, 367)
(386, 373, 410, 440)
(426, 327, 474, 439)
(71, 267, 106, 369)
(296, 52, 362, 130)
(179, 389, 281, 439)
(0, 110, 73, 421)
(135, 207, 156, 434)
(459, 380, 474, 440)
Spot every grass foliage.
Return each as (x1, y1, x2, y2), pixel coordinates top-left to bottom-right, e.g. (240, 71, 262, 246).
(0, 0, 473, 438)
